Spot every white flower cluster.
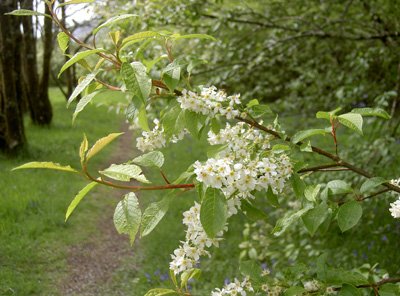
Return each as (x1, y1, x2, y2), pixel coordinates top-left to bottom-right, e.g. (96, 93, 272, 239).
(170, 199, 240, 275)
(390, 178, 400, 187)
(388, 179, 400, 218)
(136, 119, 186, 152)
(194, 122, 292, 198)
(389, 197, 400, 218)
(303, 280, 320, 292)
(177, 86, 242, 119)
(211, 278, 254, 296)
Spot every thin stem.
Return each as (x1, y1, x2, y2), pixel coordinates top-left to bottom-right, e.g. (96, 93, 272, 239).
(160, 170, 171, 184)
(298, 163, 344, 173)
(359, 188, 390, 201)
(49, 3, 120, 68)
(82, 164, 194, 192)
(95, 79, 121, 91)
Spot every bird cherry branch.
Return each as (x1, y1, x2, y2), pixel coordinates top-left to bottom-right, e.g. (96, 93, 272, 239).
(236, 116, 400, 195)
(82, 163, 194, 192)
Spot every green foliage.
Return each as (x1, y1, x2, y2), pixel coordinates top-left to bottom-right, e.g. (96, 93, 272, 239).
(56, 32, 69, 53)
(113, 192, 142, 245)
(121, 62, 152, 107)
(131, 151, 165, 168)
(86, 132, 123, 160)
(200, 188, 227, 238)
(140, 194, 173, 237)
(67, 70, 100, 107)
(93, 14, 138, 35)
(292, 129, 329, 144)
(5, 9, 51, 18)
(12, 161, 78, 173)
(100, 163, 150, 183)
(65, 182, 98, 221)
(58, 49, 105, 77)
(58, 0, 95, 7)
(301, 203, 329, 236)
(337, 201, 363, 232)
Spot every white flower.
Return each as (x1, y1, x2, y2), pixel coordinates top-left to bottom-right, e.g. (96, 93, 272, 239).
(136, 119, 188, 152)
(389, 197, 400, 218)
(177, 86, 242, 119)
(211, 278, 253, 296)
(304, 280, 320, 292)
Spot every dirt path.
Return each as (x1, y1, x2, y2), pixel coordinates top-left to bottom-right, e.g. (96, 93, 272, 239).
(60, 124, 139, 296)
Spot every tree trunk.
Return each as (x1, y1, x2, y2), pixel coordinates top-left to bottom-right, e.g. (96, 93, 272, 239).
(60, 0, 74, 99)
(21, 0, 41, 122)
(0, 0, 26, 152)
(35, 2, 53, 125)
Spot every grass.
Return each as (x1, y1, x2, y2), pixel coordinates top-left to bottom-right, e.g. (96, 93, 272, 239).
(0, 88, 123, 295)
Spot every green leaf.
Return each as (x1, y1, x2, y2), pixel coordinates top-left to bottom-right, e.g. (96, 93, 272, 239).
(58, 49, 104, 78)
(72, 91, 100, 122)
(180, 268, 201, 289)
(79, 134, 88, 165)
(100, 164, 150, 183)
(121, 62, 151, 107)
(326, 269, 368, 286)
(162, 105, 182, 139)
(316, 107, 342, 120)
(338, 113, 363, 135)
(58, 0, 94, 7)
(65, 182, 97, 221)
(339, 284, 361, 296)
(241, 200, 268, 221)
(379, 283, 400, 296)
(121, 31, 161, 51)
(301, 203, 329, 236)
(200, 188, 227, 238)
(284, 286, 306, 296)
(114, 193, 141, 245)
(140, 195, 173, 237)
(93, 14, 138, 35)
(144, 288, 178, 296)
(5, 9, 51, 18)
(304, 184, 321, 202)
(67, 71, 100, 107)
(271, 144, 290, 152)
(138, 104, 150, 131)
(246, 99, 259, 108)
(239, 260, 263, 284)
(12, 162, 78, 173)
(207, 144, 227, 158)
(290, 173, 305, 199)
(86, 132, 124, 160)
(169, 269, 178, 288)
(125, 102, 137, 121)
(337, 201, 362, 232)
(162, 62, 181, 91)
(360, 177, 386, 194)
(184, 110, 205, 139)
(266, 187, 280, 207)
(327, 180, 352, 195)
(173, 33, 216, 41)
(300, 140, 313, 152)
(131, 151, 164, 168)
(292, 129, 328, 144)
(272, 206, 312, 236)
(247, 104, 273, 118)
(351, 107, 391, 119)
(57, 32, 69, 53)
(172, 165, 194, 185)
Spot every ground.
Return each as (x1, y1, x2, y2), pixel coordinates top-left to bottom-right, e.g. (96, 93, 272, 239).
(61, 123, 137, 296)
